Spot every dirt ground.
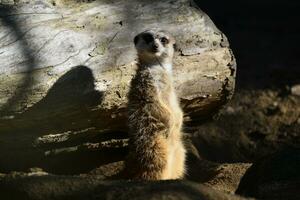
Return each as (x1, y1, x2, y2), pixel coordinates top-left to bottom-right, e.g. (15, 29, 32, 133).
(188, 89, 300, 163)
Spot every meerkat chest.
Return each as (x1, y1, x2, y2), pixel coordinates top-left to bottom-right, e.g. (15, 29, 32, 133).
(149, 66, 171, 93)
(148, 67, 181, 108)
(152, 69, 182, 123)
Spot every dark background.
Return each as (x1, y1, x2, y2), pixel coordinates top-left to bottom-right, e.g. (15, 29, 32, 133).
(187, 1, 300, 163)
(195, 0, 300, 89)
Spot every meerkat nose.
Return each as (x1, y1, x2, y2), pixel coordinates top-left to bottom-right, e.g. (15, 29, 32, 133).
(153, 43, 159, 49)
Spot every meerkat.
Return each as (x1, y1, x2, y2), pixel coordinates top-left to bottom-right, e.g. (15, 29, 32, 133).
(123, 29, 186, 180)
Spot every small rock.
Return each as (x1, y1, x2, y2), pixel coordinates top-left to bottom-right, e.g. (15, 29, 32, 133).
(291, 84, 300, 96)
(29, 167, 44, 173)
(226, 106, 235, 114)
(0, 115, 15, 120)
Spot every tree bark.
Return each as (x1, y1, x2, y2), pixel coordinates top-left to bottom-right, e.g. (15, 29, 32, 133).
(0, 0, 236, 172)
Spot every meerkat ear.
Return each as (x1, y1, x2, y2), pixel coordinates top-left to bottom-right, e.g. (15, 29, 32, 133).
(134, 35, 139, 46)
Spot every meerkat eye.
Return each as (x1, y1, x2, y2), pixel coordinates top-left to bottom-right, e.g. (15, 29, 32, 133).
(143, 34, 153, 44)
(160, 37, 169, 44)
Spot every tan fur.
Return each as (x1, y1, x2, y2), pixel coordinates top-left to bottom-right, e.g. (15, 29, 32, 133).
(123, 29, 186, 180)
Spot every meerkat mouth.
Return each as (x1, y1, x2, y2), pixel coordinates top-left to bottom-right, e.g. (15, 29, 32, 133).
(151, 48, 159, 53)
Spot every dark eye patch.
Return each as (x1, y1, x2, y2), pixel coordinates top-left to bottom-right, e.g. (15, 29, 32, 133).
(160, 37, 169, 45)
(142, 33, 153, 44)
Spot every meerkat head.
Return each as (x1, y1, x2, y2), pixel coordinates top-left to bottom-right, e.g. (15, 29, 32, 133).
(134, 29, 176, 65)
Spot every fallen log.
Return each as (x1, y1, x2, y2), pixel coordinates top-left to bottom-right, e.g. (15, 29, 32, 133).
(0, 0, 236, 173)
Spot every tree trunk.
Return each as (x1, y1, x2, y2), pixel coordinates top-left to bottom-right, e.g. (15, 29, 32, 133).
(0, 0, 236, 173)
